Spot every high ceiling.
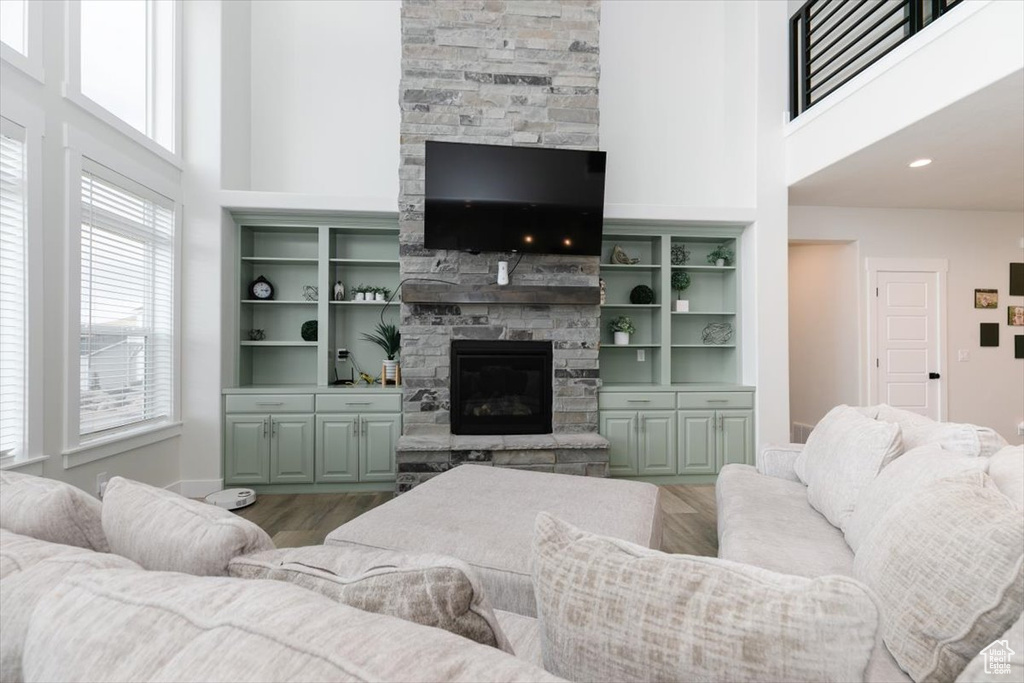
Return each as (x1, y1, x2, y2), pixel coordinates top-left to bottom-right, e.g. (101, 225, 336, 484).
(789, 69, 1024, 212)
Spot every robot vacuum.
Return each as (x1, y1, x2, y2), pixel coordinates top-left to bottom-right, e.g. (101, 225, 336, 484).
(205, 488, 257, 510)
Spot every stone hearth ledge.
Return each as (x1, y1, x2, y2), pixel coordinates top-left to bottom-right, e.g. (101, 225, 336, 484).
(397, 433, 609, 452)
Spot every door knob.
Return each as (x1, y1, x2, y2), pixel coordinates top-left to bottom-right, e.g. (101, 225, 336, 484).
(929, 372, 941, 379)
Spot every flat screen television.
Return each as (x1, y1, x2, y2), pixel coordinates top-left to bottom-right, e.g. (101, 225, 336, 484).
(424, 141, 606, 256)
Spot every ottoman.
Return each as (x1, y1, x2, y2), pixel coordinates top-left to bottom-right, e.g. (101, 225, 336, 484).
(325, 465, 663, 617)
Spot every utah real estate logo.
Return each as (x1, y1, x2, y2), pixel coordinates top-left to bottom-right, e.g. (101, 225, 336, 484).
(978, 639, 1016, 675)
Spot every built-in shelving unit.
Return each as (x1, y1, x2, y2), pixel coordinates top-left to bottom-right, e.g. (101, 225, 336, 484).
(598, 224, 742, 386)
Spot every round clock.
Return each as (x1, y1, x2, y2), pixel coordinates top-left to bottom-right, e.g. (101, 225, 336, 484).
(249, 275, 274, 300)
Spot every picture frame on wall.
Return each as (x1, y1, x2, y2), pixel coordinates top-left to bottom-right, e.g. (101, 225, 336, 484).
(1016, 335, 1024, 360)
(1009, 306, 1024, 327)
(980, 323, 999, 347)
(1011, 263, 1024, 297)
(974, 289, 998, 309)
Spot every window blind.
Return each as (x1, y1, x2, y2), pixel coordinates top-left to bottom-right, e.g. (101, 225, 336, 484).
(79, 167, 174, 437)
(0, 127, 26, 456)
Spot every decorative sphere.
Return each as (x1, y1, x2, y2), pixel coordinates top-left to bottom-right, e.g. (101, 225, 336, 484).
(630, 285, 655, 305)
(301, 320, 318, 342)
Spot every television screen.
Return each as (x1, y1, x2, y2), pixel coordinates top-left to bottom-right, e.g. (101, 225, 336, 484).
(424, 141, 606, 256)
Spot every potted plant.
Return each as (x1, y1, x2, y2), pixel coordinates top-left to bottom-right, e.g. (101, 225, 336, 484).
(362, 321, 401, 381)
(707, 245, 734, 267)
(609, 316, 636, 346)
(671, 270, 692, 312)
(375, 286, 390, 302)
(353, 284, 368, 301)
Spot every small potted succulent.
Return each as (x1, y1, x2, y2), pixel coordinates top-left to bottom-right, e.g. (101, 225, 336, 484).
(671, 270, 692, 312)
(707, 244, 734, 267)
(375, 286, 391, 302)
(353, 284, 369, 301)
(362, 321, 401, 381)
(609, 316, 636, 346)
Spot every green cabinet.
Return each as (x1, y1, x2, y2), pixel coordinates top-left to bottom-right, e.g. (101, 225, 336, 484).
(677, 410, 717, 474)
(718, 410, 754, 469)
(269, 415, 315, 484)
(316, 415, 359, 482)
(600, 409, 676, 476)
(225, 415, 270, 484)
(360, 414, 400, 482)
(600, 411, 639, 476)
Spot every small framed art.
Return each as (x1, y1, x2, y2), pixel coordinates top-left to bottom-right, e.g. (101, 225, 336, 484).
(1009, 306, 1024, 327)
(974, 289, 998, 308)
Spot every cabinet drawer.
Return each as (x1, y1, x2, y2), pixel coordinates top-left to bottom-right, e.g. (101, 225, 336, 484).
(316, 394, 402, 413)
(676, 392, 753, 410)
(225, 394, 314, 413)
(599, 392, 676, 411)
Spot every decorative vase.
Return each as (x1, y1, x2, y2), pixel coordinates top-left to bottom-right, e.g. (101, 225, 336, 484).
(383, 359, 399, 381)
(613, 331, 630, 346)
(716, 258, 725, 267)
(333, 281, 345, 301)
(354, 292, 365, 301)
(300, 320, 318, 342)
(375, 292, 385, 301)
(675, 300, 690, 312)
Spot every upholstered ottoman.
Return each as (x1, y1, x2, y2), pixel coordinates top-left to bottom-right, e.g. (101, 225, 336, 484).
(325, 465, 662, 616)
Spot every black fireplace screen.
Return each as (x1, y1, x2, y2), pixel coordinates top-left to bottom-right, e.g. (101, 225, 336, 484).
(450, 340, 553, 435)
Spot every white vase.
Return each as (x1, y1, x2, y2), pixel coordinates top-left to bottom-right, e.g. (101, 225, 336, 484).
(383, 359, 399, 380)
(613, 331, 630, 345)
(375, 293, 385, 301)
(354, 292, 365, 301)
(716, 258, 725, 267)
(675, 299, 690, 312)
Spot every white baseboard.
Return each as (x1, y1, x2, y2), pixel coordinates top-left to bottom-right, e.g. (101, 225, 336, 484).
(165, 479, 224, 499)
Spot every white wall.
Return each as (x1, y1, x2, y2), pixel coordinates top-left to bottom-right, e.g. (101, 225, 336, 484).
(788, 242, 860, 426)
(600, 0, 757, 216)
(248, 0, 400, 205)
(790, 205, 1024, 443)
(1, 0, 182, 492)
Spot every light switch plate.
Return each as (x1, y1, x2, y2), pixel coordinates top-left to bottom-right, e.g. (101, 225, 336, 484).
(957, 349, 970, 362)
(636, 349, 645, 362)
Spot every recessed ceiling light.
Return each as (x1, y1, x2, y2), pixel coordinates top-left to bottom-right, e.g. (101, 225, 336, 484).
(908, 158, 932, 168)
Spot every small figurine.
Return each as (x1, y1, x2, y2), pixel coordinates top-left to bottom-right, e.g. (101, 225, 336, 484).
(611, 245, 640, 265)
(333, 281, 345, 301)
(358, 371, 377, 385)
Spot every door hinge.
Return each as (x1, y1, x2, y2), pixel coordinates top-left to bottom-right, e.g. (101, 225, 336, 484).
(876, 358, 879, 368)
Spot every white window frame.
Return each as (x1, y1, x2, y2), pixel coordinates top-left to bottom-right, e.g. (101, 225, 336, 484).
(0, 0, 45, 83)
(0, 92, 45, 470)
(63, 0, 182, 168)
(63, 126, 182, 468)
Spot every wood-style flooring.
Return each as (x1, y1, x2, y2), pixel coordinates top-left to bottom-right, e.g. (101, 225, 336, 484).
(236, 484, 718, 557)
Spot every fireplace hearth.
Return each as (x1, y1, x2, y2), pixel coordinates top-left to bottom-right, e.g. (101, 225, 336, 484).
(450, 341, 553, 435)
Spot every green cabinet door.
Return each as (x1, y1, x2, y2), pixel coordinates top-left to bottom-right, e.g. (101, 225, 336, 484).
(224, 414, 270, 485)
(315, 414, 359, 483)
(360, 413, 400, 482)
(638, 410, 677, 476)
(270, 414, 315, 484)
(677, 410, 717, 475)
(718, 410, 754, 469)
(600, 410, 638, 476)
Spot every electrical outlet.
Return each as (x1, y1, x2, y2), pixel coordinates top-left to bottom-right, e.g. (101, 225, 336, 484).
(636, 349, 645, 362)
(957, 349, 970, 362)
(96, 472, 109, 499)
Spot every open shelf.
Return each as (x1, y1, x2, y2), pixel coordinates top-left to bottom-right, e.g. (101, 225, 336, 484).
(330, 300, 399, 306)
(601, 304, 659, 309)
(671, 311, 736, 315)
(602, 344, 660, 349)
(671, 344, 736, 348)
(671, 265, 736, 271)
(242, 257, 318, 265)
(329, 258, 399, 267)
(601, 264, 661, 271)
(241, 300, 317, 305)
(240, 341, 317, 347)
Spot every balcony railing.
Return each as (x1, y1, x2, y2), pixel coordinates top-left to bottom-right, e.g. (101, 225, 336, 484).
(790, 0, 963, 119)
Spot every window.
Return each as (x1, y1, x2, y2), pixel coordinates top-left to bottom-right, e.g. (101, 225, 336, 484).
(0, 119, 26, 457)
(0, 0, 27, 55)
(70, 0, 177, 154)
(79, 163, 174, 439)
(0, 0, 42, 81)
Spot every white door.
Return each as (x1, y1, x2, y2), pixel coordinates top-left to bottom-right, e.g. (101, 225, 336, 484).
(875, 271, 941, 419)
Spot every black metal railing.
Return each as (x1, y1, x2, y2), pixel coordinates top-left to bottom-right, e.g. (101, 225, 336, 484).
(790, 0, 963, 118)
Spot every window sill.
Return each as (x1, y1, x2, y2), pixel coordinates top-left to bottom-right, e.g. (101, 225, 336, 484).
(63, 421, 183, 469)
(62, 87, 181, 170)
(0, 454, 50, 474)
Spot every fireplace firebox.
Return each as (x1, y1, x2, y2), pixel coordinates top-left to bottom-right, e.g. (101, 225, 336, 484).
(450, 341, 553, 435)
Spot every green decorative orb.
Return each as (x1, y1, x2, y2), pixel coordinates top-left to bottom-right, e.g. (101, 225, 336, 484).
(671, 270, 691, 292)
(301, 320, 318, 342)
(630, 285, 655, 305)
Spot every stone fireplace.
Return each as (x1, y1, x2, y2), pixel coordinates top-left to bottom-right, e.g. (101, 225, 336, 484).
(395, 0, 608, 491)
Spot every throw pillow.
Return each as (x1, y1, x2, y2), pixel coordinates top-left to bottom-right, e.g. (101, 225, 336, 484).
(844, 444, 988, 553)
(531, 512, 879, 683)
(854, 472, 1024, 683)
(0, 470, 108, 552)
(956, 613, 1023, 683)
(796, 405, 903, 531)
(875, 405, 1007, 457)
(229, 546, 512, 652)
(985, 445, 1023, 507)
(22, 570, 563, 683)
(101, 477, 273, 575)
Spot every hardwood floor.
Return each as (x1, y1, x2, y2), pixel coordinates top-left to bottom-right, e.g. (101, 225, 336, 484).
(237, 484, 718, 556)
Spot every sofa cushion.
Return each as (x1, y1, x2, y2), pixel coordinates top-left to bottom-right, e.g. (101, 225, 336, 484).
(494, 610, 542, 668)
(716, 464, 854, 577)
(102, 477, 274, 575)
(988, 445, 1024, 507)
(795, 405, 903, 531)
(854, 472, 1024, 683)
(845, 444, 989, 553)
(0, 471, 108, 552)
(0, 533, 140, 683)
(21, 569, 565, 683)
(532, 513, 879, 683)
(229, 545, 511, 651)
(956, 613, 1023, 682)
(325, 464, 662, 617)
(875, 405, 1007, 457)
